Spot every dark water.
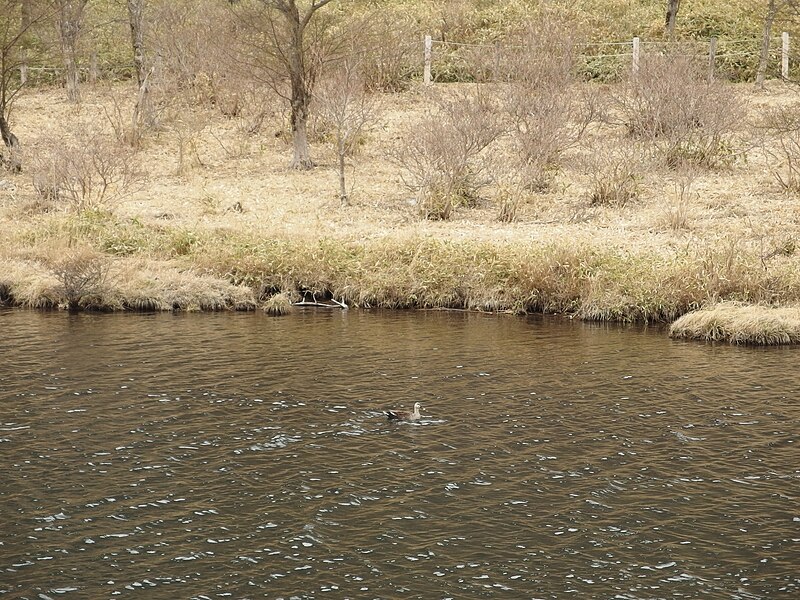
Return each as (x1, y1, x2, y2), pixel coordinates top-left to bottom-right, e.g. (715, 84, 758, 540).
(1, 309, 798, 599)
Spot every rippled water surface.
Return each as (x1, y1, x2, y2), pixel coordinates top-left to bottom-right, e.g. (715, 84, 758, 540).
(1, 309, 798, 599)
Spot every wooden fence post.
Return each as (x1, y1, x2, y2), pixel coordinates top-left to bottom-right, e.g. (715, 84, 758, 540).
(19, 49, 28, 85)
(708, 37, 717, 81)
(423, 34, 432, 85)
(89, 51, 98, 84)
(632, 36, 640, 76)
(782, 31, 790, 79)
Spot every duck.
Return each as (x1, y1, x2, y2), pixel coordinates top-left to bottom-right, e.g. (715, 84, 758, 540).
(386, 402, 422, 422)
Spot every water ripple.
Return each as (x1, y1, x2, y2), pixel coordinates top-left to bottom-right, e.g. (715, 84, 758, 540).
(1, 310, 798, 598)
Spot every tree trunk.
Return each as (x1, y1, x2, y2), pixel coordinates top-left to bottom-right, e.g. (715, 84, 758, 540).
(289, 77, 313, 169)
(127, 0, 146, 88)
(0, 113, 21, 171)
(58, 1, 87, 103)
(665, 0, 681, 39)
(756, 0, 780, 89)
(0, 113, 18, 148)
(62, 38, 80, 102)
(286, 9, 313, 170)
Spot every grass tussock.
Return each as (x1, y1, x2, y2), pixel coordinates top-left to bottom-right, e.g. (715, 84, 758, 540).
(263, 292, 294, 316)
(669, 303, 800, 345)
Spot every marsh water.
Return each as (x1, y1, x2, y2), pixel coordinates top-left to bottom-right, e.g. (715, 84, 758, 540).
(1, 309, 798, 599)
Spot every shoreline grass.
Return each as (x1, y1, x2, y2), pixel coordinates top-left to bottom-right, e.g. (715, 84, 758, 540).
(3, 219, 800, 343)
(669, 303, 800, 345)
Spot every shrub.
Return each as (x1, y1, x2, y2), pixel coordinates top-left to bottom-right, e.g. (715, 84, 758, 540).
(473, 12, 599, 190)
(395, 86, 503, 220)
(758, 104, 800, 194)
(29, 129, 143, 212)
(50, 246, 109, 310)
(348, 10, 420, 92)
(614, 53, 744, 168)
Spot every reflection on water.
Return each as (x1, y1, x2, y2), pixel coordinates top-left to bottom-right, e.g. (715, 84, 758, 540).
(1, 309, 798, 599)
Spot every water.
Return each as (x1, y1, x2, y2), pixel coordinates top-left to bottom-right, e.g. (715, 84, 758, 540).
(1, 309, 798, 599)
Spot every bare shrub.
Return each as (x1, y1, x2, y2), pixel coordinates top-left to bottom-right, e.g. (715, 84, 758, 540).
(348, 9, 419, 92)
(395, 87, 504, 220)
(758, 104, 800, 194)
(471, 13, 599, 190)
(29, 129, 144, 211)
(614, 53, 744, 168)
(50, 246, 109, 310)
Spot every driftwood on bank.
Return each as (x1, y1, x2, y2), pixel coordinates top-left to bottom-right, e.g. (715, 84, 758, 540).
(292, 297, 348, 309)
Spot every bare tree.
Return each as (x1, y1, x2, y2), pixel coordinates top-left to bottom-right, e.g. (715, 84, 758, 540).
(56, 0, 88, 103)
(315, 54, 376, 205)
(234, 0, 337, 170)
(665, 0, 681, 39)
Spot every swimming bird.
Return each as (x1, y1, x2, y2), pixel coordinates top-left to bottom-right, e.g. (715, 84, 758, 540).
(386, 402, 421, 422)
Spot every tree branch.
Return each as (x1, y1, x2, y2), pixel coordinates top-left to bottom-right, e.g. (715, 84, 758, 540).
(302, 0, 335, 30)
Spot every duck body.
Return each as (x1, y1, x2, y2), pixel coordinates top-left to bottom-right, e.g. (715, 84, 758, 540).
(386, 402, 421, 421)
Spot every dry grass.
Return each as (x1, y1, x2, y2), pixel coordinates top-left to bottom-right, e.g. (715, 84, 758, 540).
(263, 292, 294, 316)
(0, 253, 256, 311)
(670, 303, 800, 345)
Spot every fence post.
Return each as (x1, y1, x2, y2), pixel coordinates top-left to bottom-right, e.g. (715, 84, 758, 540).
(19, 49, 28, 85)
(708, 37, 717, 81)
(423, 34, 432, 85)
(782, 31, 790, 79)
(632, 36, 640, 76)
(89, 51, 98, 84)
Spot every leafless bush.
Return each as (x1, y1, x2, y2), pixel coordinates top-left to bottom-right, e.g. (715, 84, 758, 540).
(614, 53, 744, 168)
(472, 15, 599, 190)
(29, 130, 144, 211)
(50, 246, 109, 310)
(758, 105, 800, 194)
(395, 87, 504, 220)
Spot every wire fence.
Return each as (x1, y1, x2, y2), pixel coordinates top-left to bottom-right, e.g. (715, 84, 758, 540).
(422, 33, 793, 85)
(9, 32, 795, 89)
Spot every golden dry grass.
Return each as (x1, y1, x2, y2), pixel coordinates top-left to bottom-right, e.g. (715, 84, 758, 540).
(669, 303, 800, 345)
(263, 292, 294, 316)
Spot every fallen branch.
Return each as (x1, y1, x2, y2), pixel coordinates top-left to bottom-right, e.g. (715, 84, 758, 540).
(292, 297, 348, 309)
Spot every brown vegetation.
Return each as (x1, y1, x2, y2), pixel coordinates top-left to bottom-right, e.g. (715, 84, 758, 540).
(2, 1, 800, 346)
(670, 303, 800, 345)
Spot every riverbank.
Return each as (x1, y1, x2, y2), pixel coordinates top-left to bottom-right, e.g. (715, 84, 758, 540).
(2, 82, 800, 344)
